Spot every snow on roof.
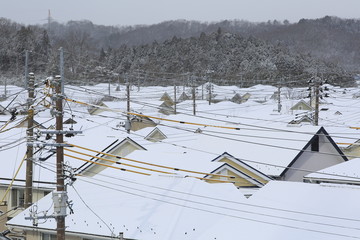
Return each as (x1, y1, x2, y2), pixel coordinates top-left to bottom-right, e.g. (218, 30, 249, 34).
(7, 173, 245, 239)
(197, 181, 360, 240)
(8, 176, 360, 240)
(152, 113, 323, 176)
(304, 158, 360, 183)
(124, 140, 223, 175)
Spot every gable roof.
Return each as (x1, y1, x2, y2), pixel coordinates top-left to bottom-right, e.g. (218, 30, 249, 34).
(63, 118, 77, 124)
(76, 137, 147, 175)
(280, 127, 348, 178)
(178, 92, 190, 102)
(144, 127, 167, 142)
(290, 100, 313, 111)
(205, 163, 266, 187)
(211, 152, 273, 182)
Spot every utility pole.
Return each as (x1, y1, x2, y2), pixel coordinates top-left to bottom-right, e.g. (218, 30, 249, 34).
(25, 72, 35, 209)
(108, 80, 111, 96)
(174, 84, 177, 114)
(125, 75, 131, 133)
(314, 81, 320, 126)
(59, 47, 64, 94)
(192, 76, 196, 116)
(208, 82, 212, 105)
(54, 75, 66, 240)
(277, 86, 282, 113)
(201, 83, 204, 100)
(24, 50, 29, 89)
(4, 78, 7, 98)
(137, 72, 140, 92)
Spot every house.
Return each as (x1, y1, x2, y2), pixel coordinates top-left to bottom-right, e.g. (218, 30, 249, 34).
(144, 127, 167, 142)
(159, 92, 174, 106)
(75, 137, 147, 177)
(0, 126, 56, 232)
(205, 152, 272, 190)
(158, 102, 175, 115)
(290, 100, 313, 111)
(63, 118, 77, 125)
(287, 115, 313, 126)
(130, 115, 157, 131)
(339, 139, 360, 160)
(230, 93, 243, 104)
(241, 92, 251, 103)
(177, 92, 190, 102)
(87, 101, 109, 115)
(277, 127, 347, 181)
(7, 173, 360, 240)
(304, 158, 360, 185)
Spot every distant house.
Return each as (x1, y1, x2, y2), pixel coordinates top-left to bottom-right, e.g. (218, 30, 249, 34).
(144, 127, 167, 142)
(87, 101, 109, 115)
(177, 92, 190, 102)
(63, 118, 77, 125)
(270, 91, 280, 101)
(158, 102, 175, 115)
(160, 92, 174, 106)
(287, 115, 313, 125)
(205, 152, 272, 189)
(290, 100, 313, 111)
(230, 93, 243, 104)
(76, 137, 146, 177)
(130, 115, 157, 131)
(241, 93, 251, 103)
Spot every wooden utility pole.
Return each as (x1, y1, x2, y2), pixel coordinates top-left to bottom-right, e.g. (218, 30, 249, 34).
(59, 47, 64, 94)
(208, 82, 212, 105)
(277, 86, 282, 113)
(314, 82, 320, 126)
(174, 84, 177, 114)
(25, 72, 35, 208)
(192, 80, 196, 116)
(54, 75, 66, 240)
(125, 76, 131, 133)
(24, 50, 29, 89)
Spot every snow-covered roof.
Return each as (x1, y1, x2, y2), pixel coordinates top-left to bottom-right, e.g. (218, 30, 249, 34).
(304, 158, 360, 184)
(7, 176, 360, 240)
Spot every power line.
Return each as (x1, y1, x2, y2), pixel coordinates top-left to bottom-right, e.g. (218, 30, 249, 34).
(78, 178, 360, 239)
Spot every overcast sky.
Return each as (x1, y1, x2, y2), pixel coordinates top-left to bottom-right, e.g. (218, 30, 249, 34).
(1, 0, 359, 26)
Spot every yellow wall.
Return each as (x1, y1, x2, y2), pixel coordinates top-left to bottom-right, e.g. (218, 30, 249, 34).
(206, 168, 258, 188)
(206, 157, 269, 187)
(0, 187, 51, 232)
(131, 119, 156, 131)
(343, 146, 360, 160)
(82, 141, 143, 177)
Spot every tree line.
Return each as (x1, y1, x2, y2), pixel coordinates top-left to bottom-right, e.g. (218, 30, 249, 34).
(0, 16, 357, 87)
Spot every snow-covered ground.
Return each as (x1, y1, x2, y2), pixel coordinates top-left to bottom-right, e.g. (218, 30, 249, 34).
(2, 82, 360, 239)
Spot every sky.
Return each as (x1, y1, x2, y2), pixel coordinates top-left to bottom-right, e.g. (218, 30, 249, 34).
(0, 0, 359, 27)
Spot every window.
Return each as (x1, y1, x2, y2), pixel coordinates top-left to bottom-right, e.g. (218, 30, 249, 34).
(42, 233, 57, 240)
(311, 135, 319, 152)
(11, 189, 24, 207)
